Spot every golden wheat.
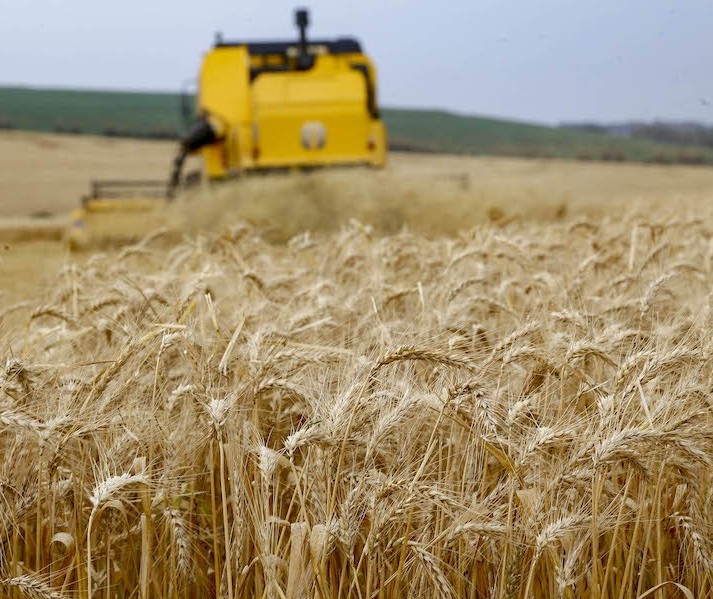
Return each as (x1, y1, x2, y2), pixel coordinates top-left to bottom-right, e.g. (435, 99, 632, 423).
(2, 205, 713, 598)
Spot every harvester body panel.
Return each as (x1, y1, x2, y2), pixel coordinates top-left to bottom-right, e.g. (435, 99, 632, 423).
(198, 46, 254, 177)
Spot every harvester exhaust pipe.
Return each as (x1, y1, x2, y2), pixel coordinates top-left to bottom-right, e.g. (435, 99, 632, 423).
(295, 9, 313, 70)
(296, 9, 309, 47)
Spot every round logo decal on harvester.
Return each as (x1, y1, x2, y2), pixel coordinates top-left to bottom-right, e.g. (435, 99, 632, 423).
(301, 121, 327, 150)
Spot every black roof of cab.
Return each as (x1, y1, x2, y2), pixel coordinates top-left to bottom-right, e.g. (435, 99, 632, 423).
(215, 38, 362, 55)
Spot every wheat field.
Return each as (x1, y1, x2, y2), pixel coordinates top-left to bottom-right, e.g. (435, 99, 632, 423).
(2, 132, 713, 597)
(3, 206, 713, 598)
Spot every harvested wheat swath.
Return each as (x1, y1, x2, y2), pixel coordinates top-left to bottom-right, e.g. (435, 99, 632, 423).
(1, 211, 713, 598)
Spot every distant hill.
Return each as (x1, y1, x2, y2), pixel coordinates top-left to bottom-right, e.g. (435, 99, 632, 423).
(562, 120, 713, 152)
(3, 86, 713, 165)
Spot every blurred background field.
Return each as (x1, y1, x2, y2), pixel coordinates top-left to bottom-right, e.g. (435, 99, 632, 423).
(4, 85, 713, 164)
(5, 129, 713, 223)
(3, 128, 713, 305)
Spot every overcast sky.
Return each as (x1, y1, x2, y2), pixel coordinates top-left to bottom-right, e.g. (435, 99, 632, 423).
(2, 0, 713, 125)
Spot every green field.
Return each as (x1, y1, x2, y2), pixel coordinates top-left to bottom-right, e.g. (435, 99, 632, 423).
(3, 85, 713, 164)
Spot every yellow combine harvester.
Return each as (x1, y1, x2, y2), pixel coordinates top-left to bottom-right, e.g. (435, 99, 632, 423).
(70, 9, 387, 245)
(171, 8, 386, 186)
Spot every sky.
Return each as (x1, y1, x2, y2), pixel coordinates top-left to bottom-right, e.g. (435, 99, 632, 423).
(2, 0, 713, 125)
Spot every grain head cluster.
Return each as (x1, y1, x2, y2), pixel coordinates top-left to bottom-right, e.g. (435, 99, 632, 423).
(1, 212, 713, 599)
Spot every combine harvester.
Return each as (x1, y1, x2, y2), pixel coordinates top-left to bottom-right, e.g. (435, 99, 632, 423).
(69, 9, 387, 246)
